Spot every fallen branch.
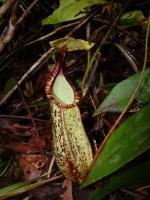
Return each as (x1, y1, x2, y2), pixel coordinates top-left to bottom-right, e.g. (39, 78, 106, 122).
(0, 0, 16, 20)
(0, 47, 54, 106)
(0, 0, 39, 52)
(17, 0, 39, 25)
(25, 21, 79, 46)
(67, 8, 99, 37)
(0, 0, 19, 52)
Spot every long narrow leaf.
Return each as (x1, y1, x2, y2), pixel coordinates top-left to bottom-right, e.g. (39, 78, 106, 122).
(94, 68, 150, 115)
(82, 104, 150, 187)
(90, 160, 150, 200)
(0, 176, 62, 199)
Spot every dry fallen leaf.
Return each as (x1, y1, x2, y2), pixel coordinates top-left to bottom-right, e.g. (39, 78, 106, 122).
(10, 137, 46, 154)
(50, 37, 94, 51)
(18, 154, 50, 180)
(61, 179, 73, 200)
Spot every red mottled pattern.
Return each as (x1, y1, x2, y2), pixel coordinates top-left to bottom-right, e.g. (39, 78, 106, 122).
(45, 53, 93, 183)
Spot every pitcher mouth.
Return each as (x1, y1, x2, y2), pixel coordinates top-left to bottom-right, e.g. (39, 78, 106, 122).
(45, 50, 80, 108)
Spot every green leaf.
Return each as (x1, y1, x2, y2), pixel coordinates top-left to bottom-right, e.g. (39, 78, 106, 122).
(3, 78, 16, 95)
(0, 179, 34, 197)
(102, 83, 117, 92)
(42, 0, 106, 25)
(118, 10, 145, 26)
(50, 37, 94, 51)
(0, 176, 59, 199)
(94, 68, 150, 115)
(90, 160, 150, 200)
(81, 104, 150, 187)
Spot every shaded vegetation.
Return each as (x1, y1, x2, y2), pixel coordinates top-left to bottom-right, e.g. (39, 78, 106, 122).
(0, 0, 150, 199)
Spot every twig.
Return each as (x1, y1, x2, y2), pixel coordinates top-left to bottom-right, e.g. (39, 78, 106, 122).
(136, 185, 150, 190)
(0, 0, 39, 52)
(16, 80, 40, 137)
(0, 20, 16, 52)
(93, 18, 144, 46)
(121, 189, 146, 199)
(26, 9, 99, 46)
(82, 52, 101, 97)
(67, 9, 99, 37)
(115, 44, 139, 72)
(17, 0, 39, 25)
(82, 14, 121, 88)
(116, 25, 144, 46)
(22, 195, 33, 200)
(47, 155, 55, 178)
(25, 21, 79, 46)
(0, 0, 19, 52)
(0, 114, 48, 123)
(0, 47, 54, 106)
(82, 0, 138, 87)
(0, 0, 16, 20)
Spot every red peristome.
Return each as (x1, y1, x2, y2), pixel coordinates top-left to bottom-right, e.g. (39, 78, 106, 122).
(45, 57, 80, 108)
(45, 60, 60, 99)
